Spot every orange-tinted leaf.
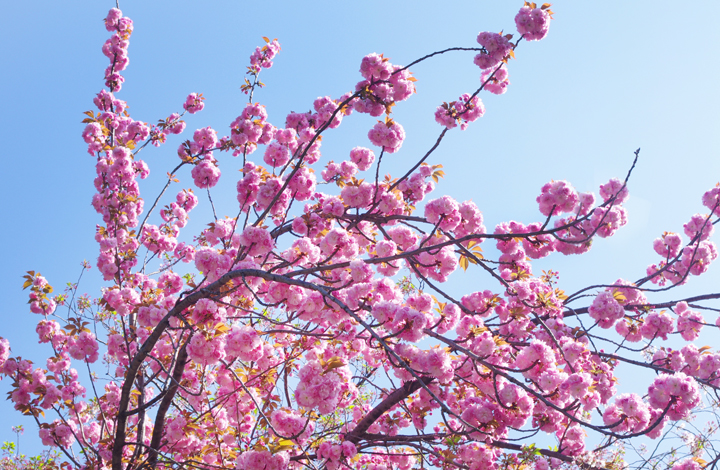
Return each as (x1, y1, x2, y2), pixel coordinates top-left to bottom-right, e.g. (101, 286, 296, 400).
(459, 256, 469, 271)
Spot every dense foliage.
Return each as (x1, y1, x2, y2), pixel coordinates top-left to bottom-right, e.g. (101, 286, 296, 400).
(2, 3, 720, 470)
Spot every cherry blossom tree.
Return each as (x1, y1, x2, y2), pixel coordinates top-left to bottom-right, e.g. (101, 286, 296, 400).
(3, 3, 720, 470)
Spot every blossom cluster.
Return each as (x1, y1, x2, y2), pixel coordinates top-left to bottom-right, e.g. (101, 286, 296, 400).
(646, 189, 719, 286)
(515, 2, 553, 41)
(7, 4, 720, 470)
(354, 53, 416, 117)
(102, 8, 133, 91)
(434, 93, 486, 130)
(474, 32, 514, 70)
(249, 38, 281, 74)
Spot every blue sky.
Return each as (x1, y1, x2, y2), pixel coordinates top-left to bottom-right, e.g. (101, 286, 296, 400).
(1, 0, 719, 455)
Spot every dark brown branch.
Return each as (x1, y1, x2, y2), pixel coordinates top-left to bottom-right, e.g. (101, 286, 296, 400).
(563, 293, 720, 318)
(146, 343, 188, 468)
(345, 376, 435, 444)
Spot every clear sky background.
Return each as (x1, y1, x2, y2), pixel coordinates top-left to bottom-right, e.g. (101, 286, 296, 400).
(1, 0, 719, 457)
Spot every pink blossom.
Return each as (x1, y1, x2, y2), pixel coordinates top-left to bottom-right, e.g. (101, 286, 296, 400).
(349, 147, 375, 171)
(407, 293, 433, 312)
(270, 408, 314, 442)
(68, 331, 100, 363)
(341, 181, 375, 208)
(116, 17, 133, 34)
(414, 242, 458, 283)
(368, 120, 405, 153)
(319, 228, 359, 260)
(552, 217, 592, 255)
(684, 213, 714, 241)
(514, 341, 557, 381)
(537, 180, 579, 216)
(104, 287, 140, 316)
(425, 196, 462, 231)
(653, 232, 683, 258)
(249, 38, 281, 73)
(194, 247, 233, 281)
(461, 290, 499, 317)
(515, 4, 552, 41)
(183, 93, 205, 114)
(640, 310, 674, 340)
(39, 420, 77, 448)
(387, 226, 419, 251)
(599, 177, 629, 204)
(559, 425, 585, 456)
(104, 8, 122, 31)
(349, 259, 373, 283)
(453, 201, 486, 239)
(418, 347, 453, 383)
(226, 326, 264, 362)
(141, 224, 177, 254)
(675, 301, 704, 341)
(94, 90, 126, 113)
(237, 165, 261, 210)
(82, 122, 105, 154)
(680, 240, 718, 276)
(360, 53, 393, 81)
(481, 65, 509, 95)
(158, 271, 184, 294)
(521, 223, 555, 259)
(174, 242, 195, 263)
(285, 166, 316, 201)
(474, 32, 513, 70)
(559, 339, 587, 367)
(0, 338, 9, 373)
(396, 165, 436, 203)
(538, 370, 567, 394)
(239, 226, 275, 256)
(191, 159, 221, 188)
(589, 206, 628, 238)
(339, 161, 359, 178)
(314, 96, 344, 129)
(437, 303, 461, 334)
(671, 460, 702, 470)
(36, 320, 62, 344)
(236, 450, 289, 470)
(191, 298, 226, 325)
(435, 94, 485, 130)
(187, 334, 226, 366)
(264, 141, 292, 167)
(321, 196, 345, 218)
(163, 113, 185, 135)
(560, 372, 592, 399)
(647, 372, 700, 420)
(391, 306, 431, 342)
(702, 185, 720, 216)
(295, 359, 354, 414)
(256, 177, 291, 215)
(137, 305, 167, 328)
(29, 296, 56, 315)
(494, 220, 525, 255)
(588, 290, 625, 329)
(322, 161, 342, 182)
